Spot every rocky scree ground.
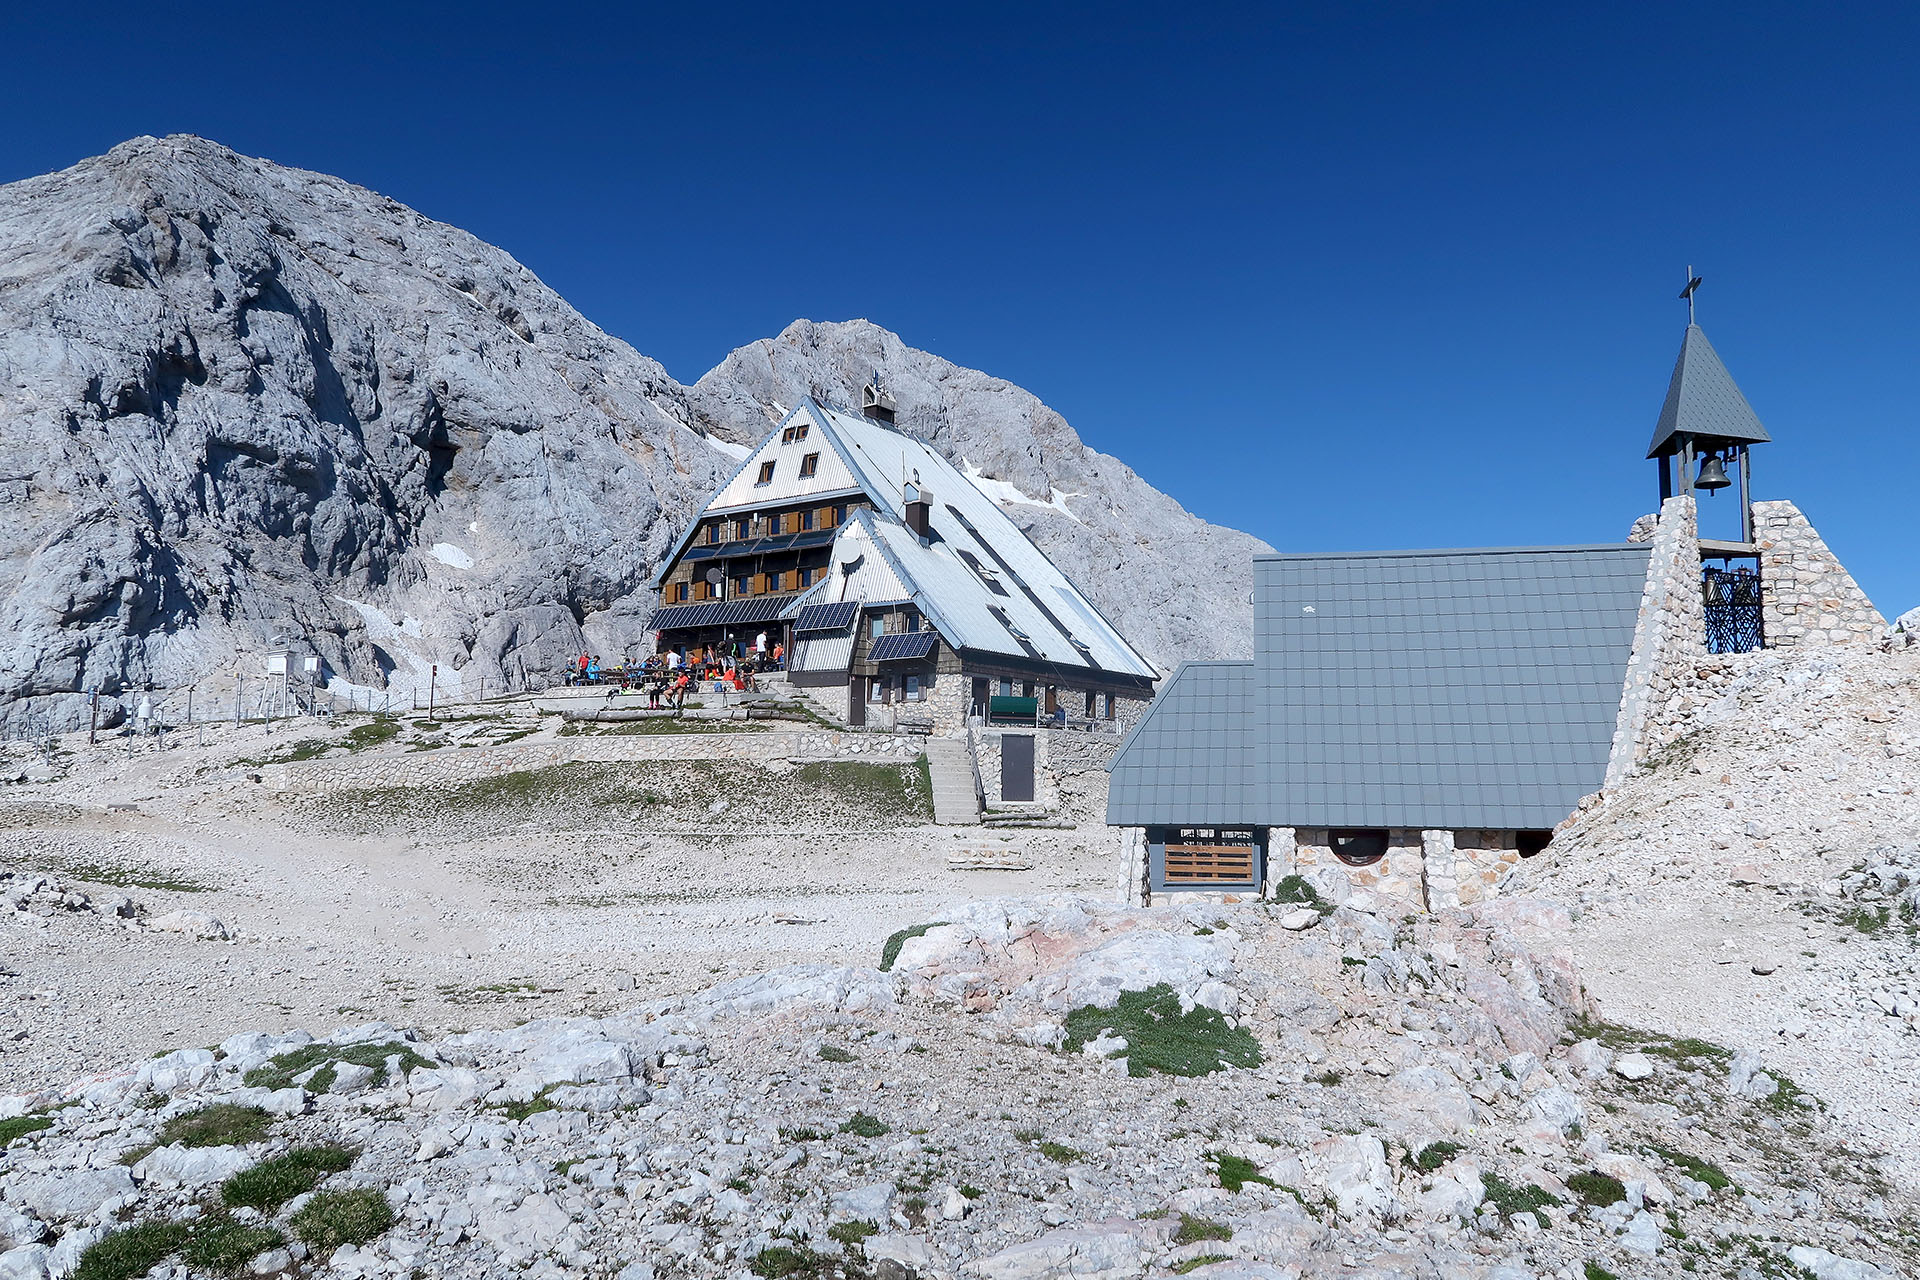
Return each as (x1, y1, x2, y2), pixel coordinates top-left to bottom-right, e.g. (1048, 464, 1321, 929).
(1511, 639, 1920, 1186)
(2, 893, 1912, 1280)
(0, 135, 1265, 733)
(0, 708, 1113, 1095)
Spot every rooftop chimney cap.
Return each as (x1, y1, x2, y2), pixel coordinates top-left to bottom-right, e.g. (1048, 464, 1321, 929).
(861, 377, 897, 424)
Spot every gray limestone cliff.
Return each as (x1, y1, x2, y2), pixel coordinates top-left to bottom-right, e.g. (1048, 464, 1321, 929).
(0, 136, 1264, 729)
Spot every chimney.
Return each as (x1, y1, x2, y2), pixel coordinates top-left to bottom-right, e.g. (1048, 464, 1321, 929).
(861, 377, 897, 424)
(903, 482, 933, 538)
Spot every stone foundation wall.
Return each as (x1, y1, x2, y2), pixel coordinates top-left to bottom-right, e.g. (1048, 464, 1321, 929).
(1127, 825, 1525, 912)
(1753, 500, 1887, 648)
(267, 729, 921, 793)
(1606, 496, 1706, 787)
(968, 726, 1059, 810)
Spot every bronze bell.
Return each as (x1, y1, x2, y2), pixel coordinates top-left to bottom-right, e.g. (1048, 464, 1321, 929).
(1695, 453, 1732, 491)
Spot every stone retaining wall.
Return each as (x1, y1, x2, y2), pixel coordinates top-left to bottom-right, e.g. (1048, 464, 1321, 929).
(1753, 500, 1887, 648)
(1606, 496, 1705, 787)
(266, 730, 922, 793)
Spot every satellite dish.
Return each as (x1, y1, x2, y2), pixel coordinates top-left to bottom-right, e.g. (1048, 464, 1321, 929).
(705, 568, 723, 585)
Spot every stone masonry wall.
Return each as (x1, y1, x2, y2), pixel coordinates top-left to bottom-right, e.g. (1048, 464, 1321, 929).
(1753, 500, 1888, 649)
(1127, 825, 1524, 912)
(1605, 496, 1705, 788)
(968, 726, 1059, 810)
(266, 729, 921, 793)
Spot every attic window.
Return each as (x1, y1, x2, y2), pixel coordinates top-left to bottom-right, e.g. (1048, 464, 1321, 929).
(756, 461, 776, 485)
(799, 452, 819, 478)
(1067, 634, 1091, 653)
(792, 423, 809, 442)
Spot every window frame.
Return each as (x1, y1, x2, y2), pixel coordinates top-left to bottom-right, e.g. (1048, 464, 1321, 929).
(799, 452, 820, 478)
(755, 460, 776, 486)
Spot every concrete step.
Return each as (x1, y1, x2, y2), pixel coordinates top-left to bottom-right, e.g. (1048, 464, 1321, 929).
(924, 738, 980, 826)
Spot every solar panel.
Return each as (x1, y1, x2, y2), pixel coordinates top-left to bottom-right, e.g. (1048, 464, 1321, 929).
(715, 597, 791, 626)
(870, 632, 938, 662)
(794, 601, 860, 633)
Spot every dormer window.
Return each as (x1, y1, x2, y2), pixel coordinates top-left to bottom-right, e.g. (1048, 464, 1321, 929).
(756, 461, 776, 485)
(799, 452, 819, 478)
(780, 423, 811, 444)
(956, 548, 1011, 597)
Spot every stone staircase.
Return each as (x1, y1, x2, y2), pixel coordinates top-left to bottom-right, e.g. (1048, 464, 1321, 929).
(925, 737, 981, 826)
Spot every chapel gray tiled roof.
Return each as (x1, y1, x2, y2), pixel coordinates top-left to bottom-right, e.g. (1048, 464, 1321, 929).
(1106, 662, 1259, 827)
(1646, 324, 1771, 458)
(1106, 544, 1653, 832)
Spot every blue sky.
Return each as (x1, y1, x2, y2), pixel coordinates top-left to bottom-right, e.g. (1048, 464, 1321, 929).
(4, 3, 1915, 616)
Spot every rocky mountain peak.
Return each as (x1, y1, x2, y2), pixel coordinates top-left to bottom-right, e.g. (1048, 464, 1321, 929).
(0, 139, 1263, 729)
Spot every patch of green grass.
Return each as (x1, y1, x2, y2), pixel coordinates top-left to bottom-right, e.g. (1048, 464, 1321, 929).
(792, 759, 934, 822)
(1174, 1256, 1231, 1274)
(182, 1221, 284, 1276)
(1759, 1069, 1819, 1114)
(827, 1221, 879, 1248)
(1061, 984, 1262, 1078)
(1173, 1214, 1232, 1245)
(289, 1188, 393, 1251)
(242, 1040, 433, 1092)
(750, 1245, 836, 1279)
(880, 921, 947, 972)
(779, 1126, 825, 1142)
(491, 1085, 559, 1122)
(1193, 926, 1215, 936)
(1566, 1170, 1627, 1207)
(1481, 1171, 1561, 1218)
(960, 1185, 984, 1199)
(220, 1145, 356, 1213)
(1408, 1140, 1463, 1173)
(344, 718, 402, 751)
(158, 1104, 273, 1149)
(1037, 1141, 1084, 1164)
(54, 863, 212, 893)
(1309, 1069, 1343, 1086)
(817, 1043, 856, 1063)
(116, 1142, 158, 1167)
(0, 1115, 52, 1145)
(1645, 1145, 1732, 1191)
(1208, 1152, 1275, 1194)
(74, 1223, 191, 1280)
(1585, 1263, 1622, 1280)
(840, 1112, 891, 1138)
(1270, 875, 1330, 913)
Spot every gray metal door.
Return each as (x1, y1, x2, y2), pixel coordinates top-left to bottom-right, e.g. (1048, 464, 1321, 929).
(1001, 734, 1035, 802)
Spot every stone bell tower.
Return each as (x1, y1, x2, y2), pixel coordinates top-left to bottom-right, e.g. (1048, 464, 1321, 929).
(1645, 316, 1770, 549)
(1631, 280, 1885, 656)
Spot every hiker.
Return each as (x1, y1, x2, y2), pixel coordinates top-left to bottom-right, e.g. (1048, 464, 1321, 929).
(587, 655, 601, 683)
(771, 642, 784, 669)
(671, 670, 690, 712)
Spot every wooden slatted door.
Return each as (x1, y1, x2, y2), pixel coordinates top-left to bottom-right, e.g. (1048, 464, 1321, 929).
(1162, 842, 1256, 884)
